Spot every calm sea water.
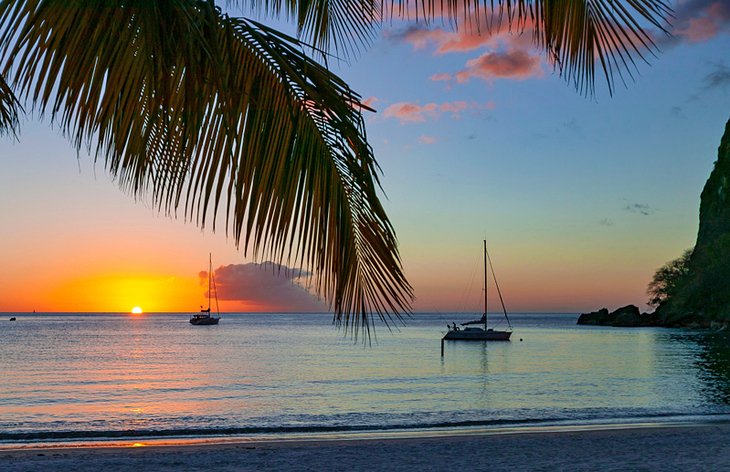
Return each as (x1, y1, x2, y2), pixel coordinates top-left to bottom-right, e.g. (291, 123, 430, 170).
(2, 312, 730, 444)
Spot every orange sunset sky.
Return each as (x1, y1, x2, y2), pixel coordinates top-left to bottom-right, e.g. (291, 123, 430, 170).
(0, 3, 728, 314)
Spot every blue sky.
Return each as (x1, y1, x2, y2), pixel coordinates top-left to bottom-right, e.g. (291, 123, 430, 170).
(336, 2, 730, 312)
(0, 1, 728, 313)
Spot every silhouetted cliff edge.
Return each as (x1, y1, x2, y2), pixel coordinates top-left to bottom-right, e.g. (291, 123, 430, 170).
(654, 119, 730, 328)
(579, 119, 730, 328)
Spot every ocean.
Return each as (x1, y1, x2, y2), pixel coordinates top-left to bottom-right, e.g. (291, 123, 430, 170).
(2, 312, 730, 446)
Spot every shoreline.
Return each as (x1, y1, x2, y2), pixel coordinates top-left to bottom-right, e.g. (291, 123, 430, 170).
(3, 416, 729, 451)
(3, 421, 730, 471)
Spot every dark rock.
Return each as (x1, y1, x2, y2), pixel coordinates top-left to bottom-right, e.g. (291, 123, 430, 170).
(639, 311, 660, 326)
(578, 305, 658, 327)
(649, 118, 730, 328)
(612, 305, 641, 326)
(577, 308, 610, 325)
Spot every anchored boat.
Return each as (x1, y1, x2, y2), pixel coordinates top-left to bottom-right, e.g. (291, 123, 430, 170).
(443, 240, 512, 341)
(190, 254, 221, 326)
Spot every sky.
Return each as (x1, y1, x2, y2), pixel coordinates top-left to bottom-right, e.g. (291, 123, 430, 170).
(0, 0, 728, 315)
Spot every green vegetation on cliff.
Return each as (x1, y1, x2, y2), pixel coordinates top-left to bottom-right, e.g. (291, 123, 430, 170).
(647, 249, 692, 309)
(653, 119, 730, 327)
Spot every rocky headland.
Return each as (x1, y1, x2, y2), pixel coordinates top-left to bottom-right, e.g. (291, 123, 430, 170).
(577, 305, 659, 327)
(653, 118, 730, 328)
(579, 118, 730, 329)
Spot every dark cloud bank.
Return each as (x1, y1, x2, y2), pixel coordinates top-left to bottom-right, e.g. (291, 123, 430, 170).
(200, 262, 327, 312)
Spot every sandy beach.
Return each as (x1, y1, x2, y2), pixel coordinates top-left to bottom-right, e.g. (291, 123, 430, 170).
(2, 422, 729, 471)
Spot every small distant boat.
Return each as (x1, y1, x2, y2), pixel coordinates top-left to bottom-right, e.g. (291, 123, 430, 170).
(443, 240, 512, 342)
(190, 254, 221, 326)
(9, 317, 16, 321)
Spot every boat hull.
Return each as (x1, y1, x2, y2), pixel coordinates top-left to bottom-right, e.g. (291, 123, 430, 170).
(189, 316, 220, 325)
(443, 328, 511, 341)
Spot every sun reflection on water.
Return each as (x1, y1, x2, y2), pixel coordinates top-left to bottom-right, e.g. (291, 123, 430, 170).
(2, 313, 730, 444)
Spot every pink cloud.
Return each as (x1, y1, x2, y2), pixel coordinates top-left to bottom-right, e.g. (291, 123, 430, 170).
(430, 73, 451, 81)
(383, 100, 494, 123)
(400, 28, 490, 54)
(455, 50, 542, 82)
(396, 5, 730, 88)
(399, 27, 451, 50)
(397, 24, 543, 87)
(674, 1, 730, 43)
(418, 135, 437, 144)
(383, 102, 438, 122)
(439, 101, 469, 113)
(436, 32, 491, 54)
(362, 96, 379, 108)
(399, 25, 535, 55)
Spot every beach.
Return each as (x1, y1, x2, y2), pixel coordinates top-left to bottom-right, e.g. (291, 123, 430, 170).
(3, 423, 729, 471)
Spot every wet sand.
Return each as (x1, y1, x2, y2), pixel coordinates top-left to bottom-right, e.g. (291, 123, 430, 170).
(2, 422, 729, 471)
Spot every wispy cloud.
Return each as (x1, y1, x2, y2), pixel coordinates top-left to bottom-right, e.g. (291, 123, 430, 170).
(418, 135, 437, 144)
(703, 63, 730, 90)
(430, 73, 451, 82)
(670, 106, 684, 117)
(362, 96, 380, 108)
(204, 262, 326, 312)
(623, 203, 655, 216)
(598, 218, 614, 227)
(561, 119, 580, 133)
(395, 24, 534, 55)
(382, 100, 494, 123)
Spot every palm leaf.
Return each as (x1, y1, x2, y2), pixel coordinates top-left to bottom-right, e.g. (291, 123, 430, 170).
(0, 73, 19, 136)
(530, 0, 672, 95)
(239, 0, 671, 94)
(0, 0, 412, 338)
(228, 0, 380, 59)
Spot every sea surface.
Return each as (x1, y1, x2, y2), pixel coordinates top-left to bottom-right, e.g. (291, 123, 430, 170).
(2, 312, 730, 446)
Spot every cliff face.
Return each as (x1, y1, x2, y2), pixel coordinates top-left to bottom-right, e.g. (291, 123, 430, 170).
(657, 119, 730, 326)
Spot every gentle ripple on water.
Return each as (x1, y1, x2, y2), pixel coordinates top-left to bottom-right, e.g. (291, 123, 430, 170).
(1, 312, 730, 443)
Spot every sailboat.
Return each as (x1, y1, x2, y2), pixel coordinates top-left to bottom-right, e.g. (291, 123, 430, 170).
(443, 240, 512, 341)
(190, 254, 221, 325)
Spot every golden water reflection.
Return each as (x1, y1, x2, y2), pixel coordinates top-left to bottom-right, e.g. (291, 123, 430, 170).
(1, 313, 728, 444)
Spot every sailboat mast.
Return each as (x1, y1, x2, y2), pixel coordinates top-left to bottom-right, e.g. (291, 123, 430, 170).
(208, 253, 212, 311)
(483, 239, 488, 331)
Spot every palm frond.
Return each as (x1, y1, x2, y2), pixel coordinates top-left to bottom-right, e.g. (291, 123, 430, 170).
(236, 0, 671, 94)
(531, 0, 672, 95)
(0, 0, 412, 337)
(228, 0, 381, 60)
(0, 73, 19, 136)
(385, 0, 672, 94)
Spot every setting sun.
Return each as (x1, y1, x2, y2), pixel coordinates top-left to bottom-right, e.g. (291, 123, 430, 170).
(131, 306, 143, 314)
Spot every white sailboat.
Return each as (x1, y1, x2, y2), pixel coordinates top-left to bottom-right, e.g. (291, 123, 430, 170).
(190, 254, 221, 325)
(443, 240, 512, 341)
